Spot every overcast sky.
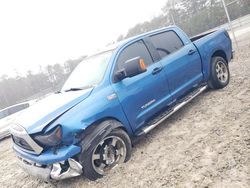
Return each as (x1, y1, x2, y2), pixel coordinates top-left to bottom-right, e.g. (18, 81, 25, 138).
(0, 0, 167, 77)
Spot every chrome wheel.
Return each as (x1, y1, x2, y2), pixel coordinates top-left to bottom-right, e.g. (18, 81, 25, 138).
(91, 136, 126, 175)
(215, 61, 228, 83)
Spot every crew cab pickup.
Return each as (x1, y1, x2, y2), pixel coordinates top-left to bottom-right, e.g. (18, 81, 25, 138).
(10, 26, 233, 181)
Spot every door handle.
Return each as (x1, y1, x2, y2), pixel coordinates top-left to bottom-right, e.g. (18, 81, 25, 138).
(188, 49, 196, 55)
(152, 67, 163, 75)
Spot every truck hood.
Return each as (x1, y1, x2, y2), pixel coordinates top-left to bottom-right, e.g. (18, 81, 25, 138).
(15, 88, 93, 134)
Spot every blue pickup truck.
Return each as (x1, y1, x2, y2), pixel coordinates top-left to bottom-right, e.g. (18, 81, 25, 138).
(10, 26, 232, 181)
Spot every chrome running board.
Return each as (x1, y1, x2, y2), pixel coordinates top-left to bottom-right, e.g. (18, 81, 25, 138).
(140, 85, 208, 135)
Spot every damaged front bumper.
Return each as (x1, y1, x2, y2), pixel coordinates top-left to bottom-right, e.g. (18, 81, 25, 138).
(50, 158, 83, 180)
(13, 144, 83, 181)
(17, 156, 83, 181)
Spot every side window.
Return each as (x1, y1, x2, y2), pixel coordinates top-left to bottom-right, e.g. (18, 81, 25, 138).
(150, 31, 184, 58)
(116, 40, 153, 71)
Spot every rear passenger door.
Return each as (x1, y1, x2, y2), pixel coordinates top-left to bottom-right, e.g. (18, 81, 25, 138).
(112, 40, 172, 131)
(149, 30, 203, 101)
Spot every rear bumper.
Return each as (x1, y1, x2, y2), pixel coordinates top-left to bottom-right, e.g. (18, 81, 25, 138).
(231, 50, 235, 59)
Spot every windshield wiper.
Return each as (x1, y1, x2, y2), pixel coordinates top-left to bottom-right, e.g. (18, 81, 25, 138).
(63, 85, 94, 92)
(64, 88, 83, 92)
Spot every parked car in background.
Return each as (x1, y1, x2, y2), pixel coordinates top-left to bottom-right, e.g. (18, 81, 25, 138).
(0, 102, 32, 139)
(10, 25, 232, 181)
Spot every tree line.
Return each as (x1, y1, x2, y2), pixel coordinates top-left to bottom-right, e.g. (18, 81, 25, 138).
(0, 57, 84, 110)
(117, 0, 250, 41)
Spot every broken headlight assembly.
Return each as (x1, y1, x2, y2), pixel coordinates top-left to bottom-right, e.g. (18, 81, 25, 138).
(33, 125, 62, 147)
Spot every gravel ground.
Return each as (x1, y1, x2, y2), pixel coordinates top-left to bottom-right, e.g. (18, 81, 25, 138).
(0, 45, 249, 188)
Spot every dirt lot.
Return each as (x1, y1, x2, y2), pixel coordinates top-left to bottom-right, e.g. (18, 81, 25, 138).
(0, 46, 249, 187)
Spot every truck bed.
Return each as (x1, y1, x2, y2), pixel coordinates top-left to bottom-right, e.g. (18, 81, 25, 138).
(190, 29, 233, 81)
(190, 30, 216, 42)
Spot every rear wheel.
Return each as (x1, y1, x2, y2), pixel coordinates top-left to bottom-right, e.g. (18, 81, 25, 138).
(80, 125, 131, 181)
(208, 56, 230, 89)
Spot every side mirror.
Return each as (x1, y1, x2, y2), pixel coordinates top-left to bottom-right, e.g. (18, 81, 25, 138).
(115, 57, 147, 81)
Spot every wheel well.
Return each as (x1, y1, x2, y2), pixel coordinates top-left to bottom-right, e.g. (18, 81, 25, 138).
(79, 117, 129, 139)
(212, 50, 228, 63)
(92, 117, 128, 131)
(100, 118, 129, 134)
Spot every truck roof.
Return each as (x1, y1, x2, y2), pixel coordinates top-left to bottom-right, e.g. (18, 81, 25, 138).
(89, 25, 176, 57)
(114, 25, 176, 49)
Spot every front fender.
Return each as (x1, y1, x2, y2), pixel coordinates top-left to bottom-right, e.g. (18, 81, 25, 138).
(50, 86, 133, 145)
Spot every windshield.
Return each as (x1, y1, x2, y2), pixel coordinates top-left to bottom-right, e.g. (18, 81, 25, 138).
(62, 51, 113, 91)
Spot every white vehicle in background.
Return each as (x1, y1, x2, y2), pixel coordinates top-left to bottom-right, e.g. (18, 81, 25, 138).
(0, 102, 34, 139)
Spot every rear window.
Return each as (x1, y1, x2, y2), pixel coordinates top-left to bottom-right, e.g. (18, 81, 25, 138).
(150, 31, 183, 58)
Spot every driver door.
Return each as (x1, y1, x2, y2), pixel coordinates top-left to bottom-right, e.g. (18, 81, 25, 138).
(112, 40, 172, 132)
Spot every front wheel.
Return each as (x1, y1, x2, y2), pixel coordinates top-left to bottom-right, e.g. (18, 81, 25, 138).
(208, 56, 230, 89)
(80, 127, 131, 181)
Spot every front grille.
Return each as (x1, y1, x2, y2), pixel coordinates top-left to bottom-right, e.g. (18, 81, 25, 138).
(12, 135, 34, 151)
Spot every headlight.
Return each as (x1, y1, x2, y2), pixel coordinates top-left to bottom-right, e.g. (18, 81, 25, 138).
(33, 125, 62, 147)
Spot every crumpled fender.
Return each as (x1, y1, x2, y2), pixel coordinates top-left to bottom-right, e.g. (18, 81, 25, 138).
(78, 120, 122, 161)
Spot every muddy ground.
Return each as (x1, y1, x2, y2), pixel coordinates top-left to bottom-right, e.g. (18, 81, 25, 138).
(0, 45, 249, 188)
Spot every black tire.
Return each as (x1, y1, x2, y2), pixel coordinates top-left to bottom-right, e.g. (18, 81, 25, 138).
(79, 123, 131, 181)
(208, 56, 230, 89)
